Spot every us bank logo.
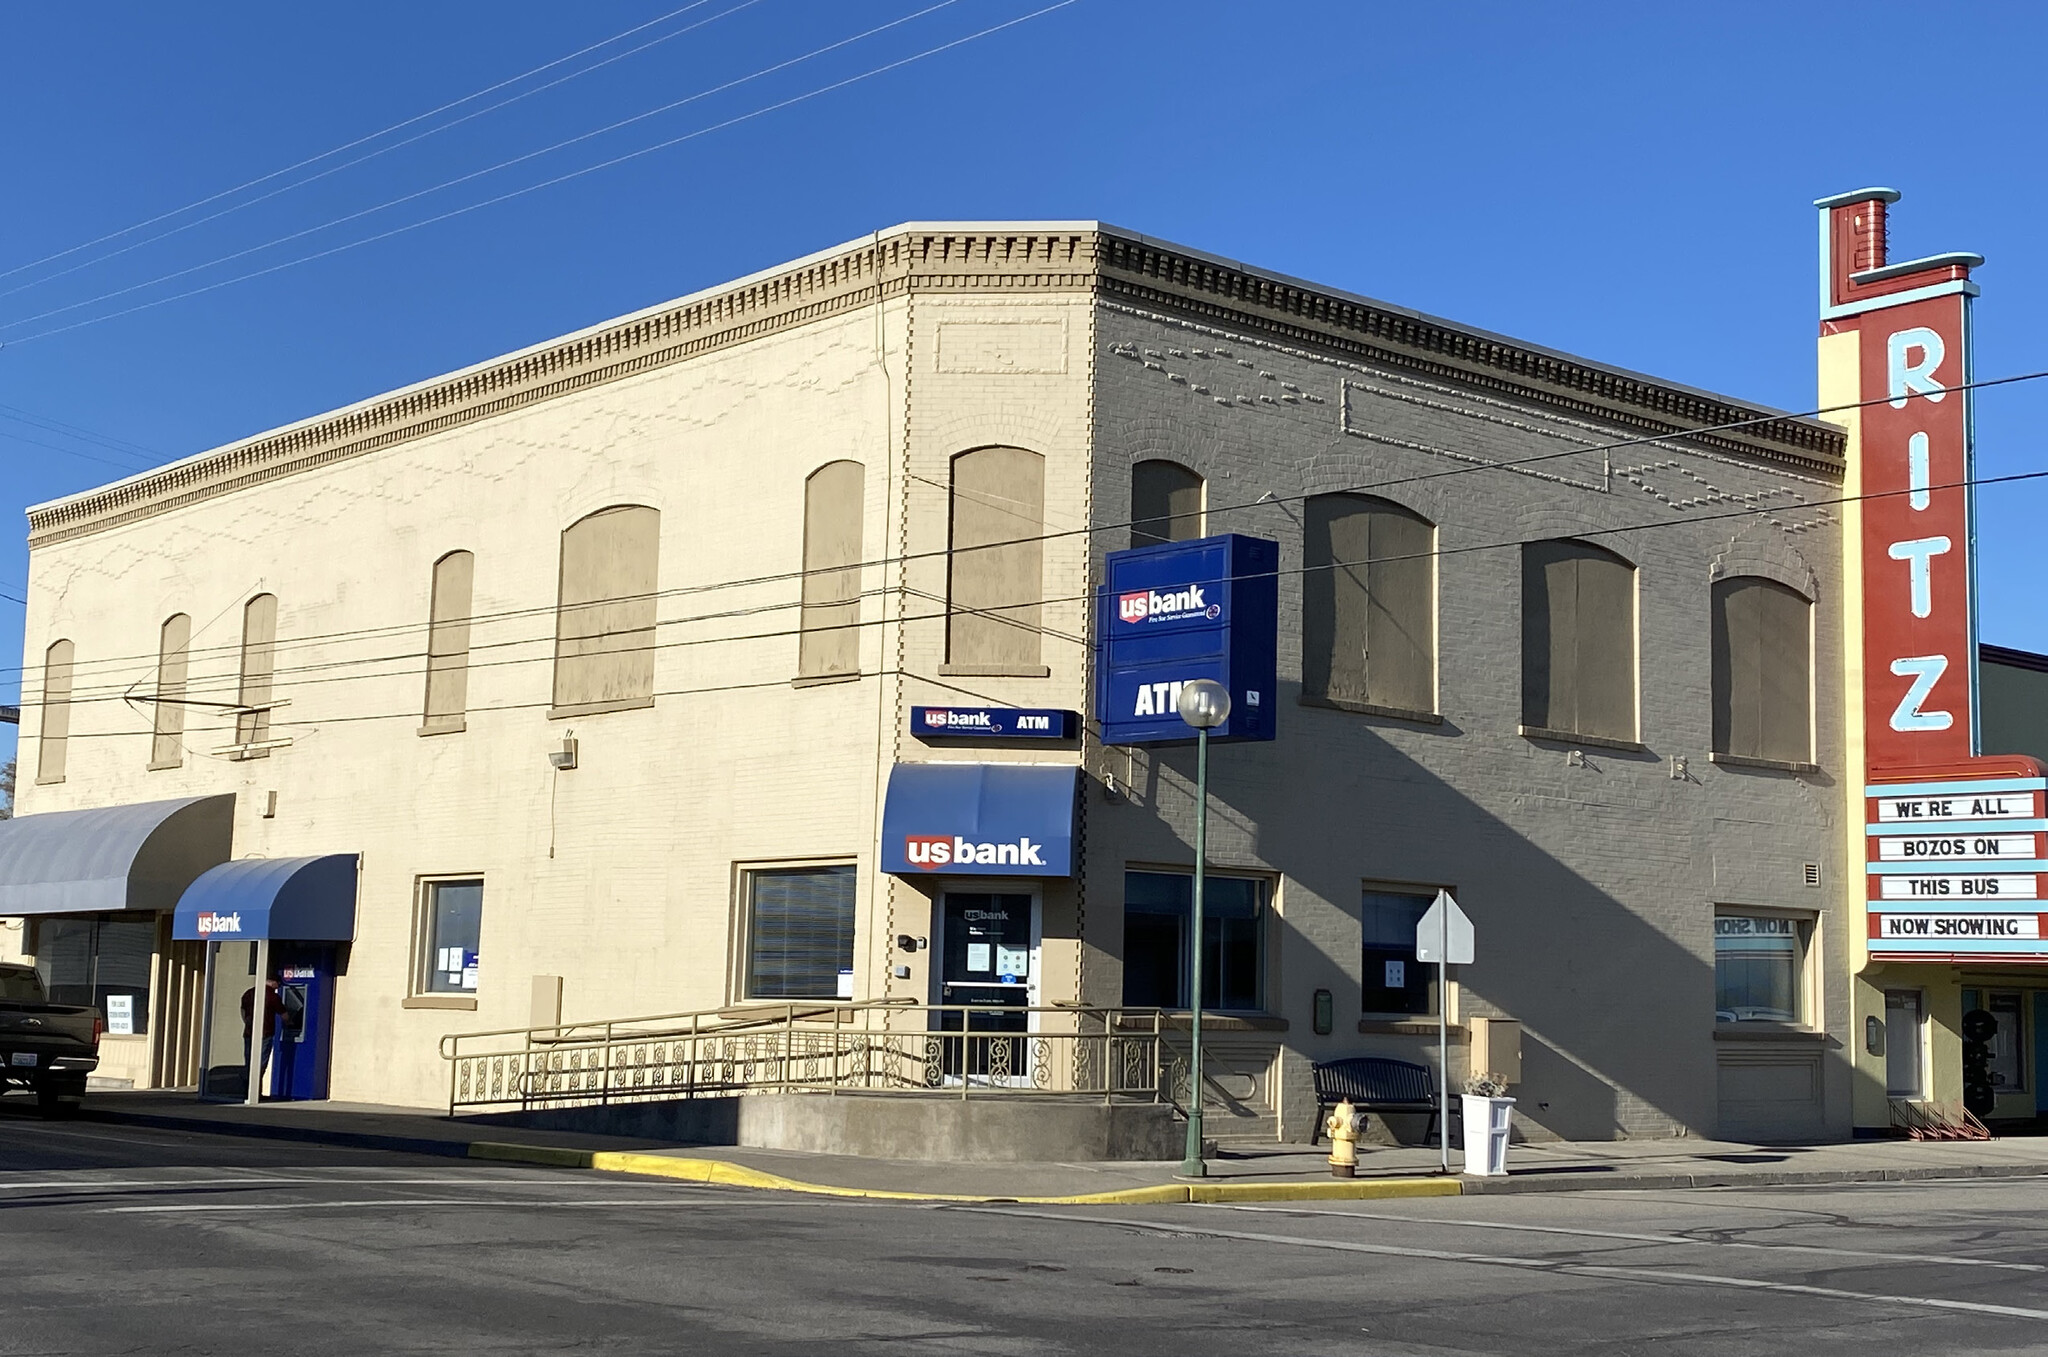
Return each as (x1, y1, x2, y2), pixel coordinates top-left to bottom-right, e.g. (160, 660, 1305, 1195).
(903, 835, 1046, 869)
(1117, 584, 1220, 625)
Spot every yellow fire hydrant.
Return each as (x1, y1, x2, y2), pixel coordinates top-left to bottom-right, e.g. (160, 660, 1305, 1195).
(1326, 1097, 1360, 1178)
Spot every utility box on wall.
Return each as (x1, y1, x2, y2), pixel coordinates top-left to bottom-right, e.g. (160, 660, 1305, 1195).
(1470, 1017, 1522, 1085)
(1095, 533, 1279, 746)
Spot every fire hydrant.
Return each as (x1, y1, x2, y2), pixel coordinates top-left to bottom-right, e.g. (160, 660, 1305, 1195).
(1326, 1097, 1360, 1178)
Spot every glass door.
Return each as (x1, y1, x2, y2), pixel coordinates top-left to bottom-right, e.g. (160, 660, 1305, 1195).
(1884, 990, 1924, 1100)
(935, 892, 1035, 1084)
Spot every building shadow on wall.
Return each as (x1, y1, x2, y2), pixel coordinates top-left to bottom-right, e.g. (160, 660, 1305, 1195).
(1137, 682, 1736, 1141)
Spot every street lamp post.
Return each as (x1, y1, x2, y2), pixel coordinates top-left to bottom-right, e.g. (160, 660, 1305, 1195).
(1175, 678, 1231, 1179)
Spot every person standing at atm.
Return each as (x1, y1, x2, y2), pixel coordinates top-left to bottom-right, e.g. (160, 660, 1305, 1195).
(239, 977, 285, 1086)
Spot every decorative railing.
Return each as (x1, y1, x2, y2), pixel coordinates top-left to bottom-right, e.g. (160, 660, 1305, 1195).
(440, 1001, 1170, 1115)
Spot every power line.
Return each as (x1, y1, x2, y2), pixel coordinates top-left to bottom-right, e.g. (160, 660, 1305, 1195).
(0, 0, 744, 290)
(0, 426, 158, 476)
(0, 0, 987, 342)
(0, 0, 771, 310)
(26, 462, 2048, 722)
(8, 362, 2044, 680)
(0, 403, 163, 464)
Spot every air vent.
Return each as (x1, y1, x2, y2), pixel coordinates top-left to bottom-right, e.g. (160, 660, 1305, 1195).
(1802, 863, 1823, 888)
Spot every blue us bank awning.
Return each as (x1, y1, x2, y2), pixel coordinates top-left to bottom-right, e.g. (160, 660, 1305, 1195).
(172, 855, 359, 942)
(0, 794, 234, 917)
(880, 763, 1077, 877)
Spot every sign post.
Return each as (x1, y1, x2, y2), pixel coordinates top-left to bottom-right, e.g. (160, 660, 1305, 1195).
(1415, 889, 1474, 1175)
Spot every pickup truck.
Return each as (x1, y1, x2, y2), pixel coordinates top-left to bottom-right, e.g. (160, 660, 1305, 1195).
(0, 963, 101, 1115)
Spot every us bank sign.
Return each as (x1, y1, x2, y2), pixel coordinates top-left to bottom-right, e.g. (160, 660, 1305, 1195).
(1818, 189, 2048, 961)
(1095, 533, 1278, 746)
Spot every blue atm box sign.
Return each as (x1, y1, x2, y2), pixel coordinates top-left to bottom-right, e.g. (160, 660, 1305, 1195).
(1096, 533, 1279, 746)
(911, 706, 1077, 740)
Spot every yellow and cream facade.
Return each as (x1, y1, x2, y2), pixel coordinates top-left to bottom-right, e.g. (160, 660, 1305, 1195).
(4, 219, 1925, 1142)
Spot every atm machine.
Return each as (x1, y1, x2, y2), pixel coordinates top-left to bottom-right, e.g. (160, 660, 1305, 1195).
(267, 942, 338, 1101)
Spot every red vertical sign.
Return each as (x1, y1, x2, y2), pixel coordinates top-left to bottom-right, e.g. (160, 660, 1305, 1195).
(1857, 294, 1974, 769)
(1818, 189, 1982, 774)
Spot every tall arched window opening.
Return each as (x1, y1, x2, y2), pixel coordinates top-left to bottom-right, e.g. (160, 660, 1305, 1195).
(1521, 540, 1637, 742)
(423, 551, 475, 733)
(946, 446, 1044, 674)
(36, 639, 74, 784)
(1302, 494, 1435, 714)
(1130, 460, 1204, 547)
(552, 506, 660, 715)
(150, 614, 191, 769)
(798, 462, 865, 680)
(234, 594, 278, 757)
(1712, 576, 1813, 765)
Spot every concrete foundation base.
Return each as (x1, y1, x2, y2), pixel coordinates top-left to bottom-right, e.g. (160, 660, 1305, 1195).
(478, 1094, 1182, 1162)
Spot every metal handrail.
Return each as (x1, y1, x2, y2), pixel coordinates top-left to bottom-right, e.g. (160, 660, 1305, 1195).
(441, 1000, 1170, 1116)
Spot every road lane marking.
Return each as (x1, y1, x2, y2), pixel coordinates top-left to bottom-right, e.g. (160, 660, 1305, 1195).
(963, 1208, 2048, 1322)
(1210, 1204, 2048, 1272)
(102, 1197, 783, 1214)
(0, 1176, 643, 1193)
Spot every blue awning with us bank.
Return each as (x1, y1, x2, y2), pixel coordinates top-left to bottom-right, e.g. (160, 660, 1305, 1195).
(1096, 533, 1279, 745)
(880, 763, 1078, 876)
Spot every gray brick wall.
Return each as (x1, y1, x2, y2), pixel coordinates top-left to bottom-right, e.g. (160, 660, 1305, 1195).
(1084, 301, 1849, 1142)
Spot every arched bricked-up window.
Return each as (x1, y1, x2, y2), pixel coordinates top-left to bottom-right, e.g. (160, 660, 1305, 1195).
(1521, 540, 1636, 742)
(149, 614, 191, 770)
(552, 506, 659, 716)
(946, 446, 1044, 674)
(422, 551, 475, 733)
(798, 462, 865, 680)
(1131, 460, 1204, 548)
(1712, 576, 1813, 765)
(36, 639, 74, 784)
(1302, 494, 1435, 714)
(234, 594, 278, 757)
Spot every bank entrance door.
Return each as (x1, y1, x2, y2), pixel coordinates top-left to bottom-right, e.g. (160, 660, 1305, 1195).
(935, 892, 1038, 1084)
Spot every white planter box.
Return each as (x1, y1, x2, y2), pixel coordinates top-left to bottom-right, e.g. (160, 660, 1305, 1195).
(1461, 1094, 1515, 1176)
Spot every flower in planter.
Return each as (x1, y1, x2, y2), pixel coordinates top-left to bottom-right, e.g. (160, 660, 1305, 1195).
(1463, 1071, 1512, 1098)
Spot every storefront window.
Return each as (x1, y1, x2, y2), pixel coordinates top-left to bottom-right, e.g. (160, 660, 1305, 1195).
(1714, 912, 1809, 1024)
(418, 879, 483, 995)
(1121, 871, 1264, 1012)
(1362, 889, 1436, 1016)
(745, 865, 856, 1000)
(31, 916, 155, 1035)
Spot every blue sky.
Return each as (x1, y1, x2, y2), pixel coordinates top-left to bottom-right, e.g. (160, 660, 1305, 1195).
(4, 0, 2046, 771)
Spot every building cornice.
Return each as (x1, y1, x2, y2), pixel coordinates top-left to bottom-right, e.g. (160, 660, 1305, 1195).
(1092, 234, 1845, 478)
(27, 222, 1840, 547)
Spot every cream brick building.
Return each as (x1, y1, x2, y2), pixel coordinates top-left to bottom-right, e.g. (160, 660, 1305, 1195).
(4, 223, 1858, 1142)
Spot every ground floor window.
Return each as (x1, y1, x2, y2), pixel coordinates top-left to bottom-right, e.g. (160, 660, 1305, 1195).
(31, 915, 156, 1035)
(1361, 887, 1437, 1016)
(417, 878, 484, 995)
(744, 864, 857, 1000)
(1121, 870, 1264, 1012)
(1714, 911, 1812, 1024)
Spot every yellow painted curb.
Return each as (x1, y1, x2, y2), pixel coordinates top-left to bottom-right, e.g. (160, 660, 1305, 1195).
(468, 1141, 596, 1168)
(467, 1141, 1465, 1205)
(1187, 1176, 1461, 1203)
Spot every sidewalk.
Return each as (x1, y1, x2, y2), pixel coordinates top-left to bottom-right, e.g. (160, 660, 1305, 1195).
(80, 1090, 2048, 1203)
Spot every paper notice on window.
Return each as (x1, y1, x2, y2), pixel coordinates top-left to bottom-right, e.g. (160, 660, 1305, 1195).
(996, 945, 1029, 978)
(1384, 959, 1406, 989)
(105, 994, 134, 1036)
(967, 943, 992, 973)
(461, 965, 478, 990)
(836, 969, 854, 999)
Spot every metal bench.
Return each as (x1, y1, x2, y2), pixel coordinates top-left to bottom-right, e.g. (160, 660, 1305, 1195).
(1310, 1056, 1458, 1145)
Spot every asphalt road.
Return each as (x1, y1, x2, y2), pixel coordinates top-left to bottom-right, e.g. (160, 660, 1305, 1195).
(9, 1100, 2048, 1355)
